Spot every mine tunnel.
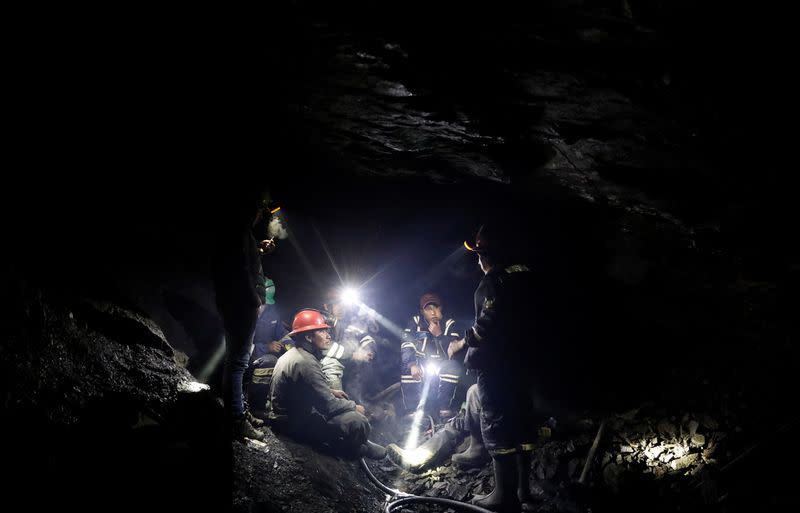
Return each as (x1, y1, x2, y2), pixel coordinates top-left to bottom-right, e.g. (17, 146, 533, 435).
(2, 1, 797, 512)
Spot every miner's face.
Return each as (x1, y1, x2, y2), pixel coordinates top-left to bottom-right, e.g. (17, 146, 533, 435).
(422, 303, 442, 324)
(478, 254, 492, 274)
(310, 329, 332, 351)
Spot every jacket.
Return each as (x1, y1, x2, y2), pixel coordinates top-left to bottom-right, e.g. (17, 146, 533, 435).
(464, 264, 536, 371)
(270, 345, 356, 421)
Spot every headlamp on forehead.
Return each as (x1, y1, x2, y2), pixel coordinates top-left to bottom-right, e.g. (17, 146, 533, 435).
(463, 239, 486, 254)
(340, 286, 360, 305)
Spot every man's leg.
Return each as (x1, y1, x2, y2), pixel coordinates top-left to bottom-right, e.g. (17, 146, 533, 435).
(512, 385, 539, 511)
(400, 368, 423, 413)
(328, 410, 385, 460)
(437, 359, 462, 418)
(452, 384, 489, 468)
(222, 309, 263, 440)
(472, 372, 520, 511)
(387, 412, 469, 472)
(246, 354, 277, 421)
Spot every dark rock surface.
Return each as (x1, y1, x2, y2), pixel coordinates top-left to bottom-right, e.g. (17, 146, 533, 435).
(234, 432, 383, 513)
(1, 277, 230, 511)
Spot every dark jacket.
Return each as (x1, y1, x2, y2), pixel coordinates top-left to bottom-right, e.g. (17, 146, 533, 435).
(401, 315, 461, 368)
(270, 345, 357, 422)
(251, 305, 290, 361)
(212, 212, 265, 322)
(464, 264, 536, 371)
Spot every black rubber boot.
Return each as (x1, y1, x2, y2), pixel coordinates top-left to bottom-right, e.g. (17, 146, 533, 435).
(387, 424, 461, 472)
(517, 451, 537, 511)
(452, 433, 489, 469)
(471, 454, 520, 512)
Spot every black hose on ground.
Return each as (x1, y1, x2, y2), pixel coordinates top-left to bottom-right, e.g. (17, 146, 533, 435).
(384, 496, 495, 513)
(359, 458, 410, 498)
(360, 458, 494, 513)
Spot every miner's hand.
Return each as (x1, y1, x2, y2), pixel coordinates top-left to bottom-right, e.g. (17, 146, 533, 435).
(258, 238, 276, 255)
(355, 404, 366, 415)
(428, 320, 442, 337)
(410, 364, 422, 380)
(331, 389, 349, 400)
(448, 338, 466, 359)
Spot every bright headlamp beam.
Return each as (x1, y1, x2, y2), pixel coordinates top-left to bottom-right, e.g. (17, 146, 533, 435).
(341, 287, 360, 305)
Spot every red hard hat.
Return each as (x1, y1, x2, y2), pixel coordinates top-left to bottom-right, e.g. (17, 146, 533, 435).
(419, 292, 442, 310)
(288, 309, 331, 337)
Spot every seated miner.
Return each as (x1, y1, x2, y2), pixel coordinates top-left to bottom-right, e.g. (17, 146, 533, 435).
(321, 335, 378, 404)
(244, 338, 290, 422)
(386, 383, 489, 473)
(269, 309, 386, 459)
(400, 292, 465, 420)
(250, 277, 290, 362)
(320, 293, 380, 403)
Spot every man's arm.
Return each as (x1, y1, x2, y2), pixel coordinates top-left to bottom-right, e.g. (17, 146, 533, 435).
(304, 360, 356, 417)
(401, 318, 422, 378)
(465, 278, 500, 348)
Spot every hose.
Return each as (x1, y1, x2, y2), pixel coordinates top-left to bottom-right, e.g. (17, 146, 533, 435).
(385, 496, 495, 513)
(360, 458, 410, 498)
(360, 458, 494, 513)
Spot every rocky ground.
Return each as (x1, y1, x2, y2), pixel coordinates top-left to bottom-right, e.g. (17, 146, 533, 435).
(362, 407, 731, 513)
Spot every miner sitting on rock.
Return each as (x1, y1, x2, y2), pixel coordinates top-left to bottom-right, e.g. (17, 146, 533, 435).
(400, 292, 465, 421)
(269, 309, 386, 459)
(244, 337, 289, 423)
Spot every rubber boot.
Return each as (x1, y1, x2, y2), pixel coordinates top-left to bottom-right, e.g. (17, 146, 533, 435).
(471, 454, 520, 512)
(452, 433, 489, 469)
(387, 424, 461, 472)
(358, 440, 387, 460)
(517, 451, 537, 512)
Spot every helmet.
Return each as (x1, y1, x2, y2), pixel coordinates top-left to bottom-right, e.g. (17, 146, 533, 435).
(264, 278, 276, 305)
(419, 292, 442, 310)
(464, 222, 512, 258)
(288, 309, 331, 337)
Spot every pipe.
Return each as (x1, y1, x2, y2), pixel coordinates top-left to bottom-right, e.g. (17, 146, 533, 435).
(359, 458, 410, 498)
(385, 496, 495, 513)
(360, 458, 494, 513)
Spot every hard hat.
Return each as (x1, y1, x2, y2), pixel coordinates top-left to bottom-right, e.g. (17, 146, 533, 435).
(287, 309, 331, 337)
(464, 222, 512, 258)
(419, 292, 442, 310)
